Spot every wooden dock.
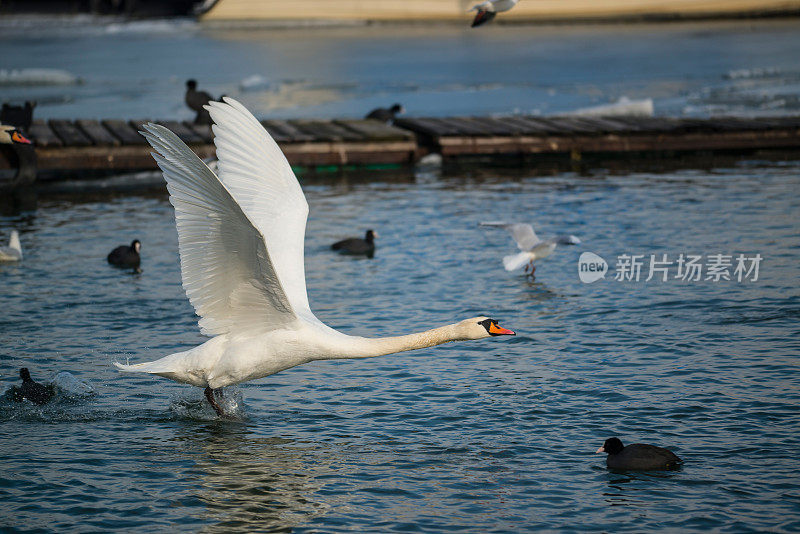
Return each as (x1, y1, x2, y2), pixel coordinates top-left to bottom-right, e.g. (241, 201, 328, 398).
(2, 115, 800, 180)
(395, 115, 800, 158)
(18, 117, 417, 178)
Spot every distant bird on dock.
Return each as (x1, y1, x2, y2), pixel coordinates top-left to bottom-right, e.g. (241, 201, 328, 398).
(365, 104, 404, 124)
(116, 97, 515, 417)
(331, 229, 377, 257)
(0, 230, 22, 262)
(470, 0, 519, 27)
(185, 79, 217, 125)
(480, 221, 580, 274)
(107, 239, 141, 268)
(597, 437, 683, 471)
(8, 368, 54, 405)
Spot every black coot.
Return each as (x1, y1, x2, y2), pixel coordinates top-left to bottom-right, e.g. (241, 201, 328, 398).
(365, 104, 404, 123)
(185, 79, 215, 125)
(597, 437, 682, 470)
(9, 368, 54, 405)
(107, 239, 141, 268)
(331, 230, 376, 257)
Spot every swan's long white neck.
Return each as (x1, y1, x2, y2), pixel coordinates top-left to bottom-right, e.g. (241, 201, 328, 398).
(324, 323, 471, 360)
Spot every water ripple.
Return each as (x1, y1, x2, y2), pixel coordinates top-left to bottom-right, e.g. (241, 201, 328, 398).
(0, 166, 799, 532)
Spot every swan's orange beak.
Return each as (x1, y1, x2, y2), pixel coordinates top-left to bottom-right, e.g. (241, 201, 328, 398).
(489, 323, 515, 336)
(11, 131, 31, 145)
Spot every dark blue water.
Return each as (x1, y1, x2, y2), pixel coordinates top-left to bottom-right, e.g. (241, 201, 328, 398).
(1, 161, 799, 531)
(1, 17, 800, 119)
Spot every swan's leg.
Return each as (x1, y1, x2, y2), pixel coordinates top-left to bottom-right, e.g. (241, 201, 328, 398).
(204, 386, 225, 417)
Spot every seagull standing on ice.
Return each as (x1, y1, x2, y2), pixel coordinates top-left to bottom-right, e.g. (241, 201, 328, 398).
(480, 222, 580, 275)
(115, 98, 515, 417)
(470, 0, 519, 27)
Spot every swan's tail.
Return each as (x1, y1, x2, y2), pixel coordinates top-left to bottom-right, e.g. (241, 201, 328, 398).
(114, 361, 167, 374)
(502, 252, 531, 271)
(114, 353, 202, 387)
(113, 352, 198, 385)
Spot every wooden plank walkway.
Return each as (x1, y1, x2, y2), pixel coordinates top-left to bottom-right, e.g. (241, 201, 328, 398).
(394, 115, 800, 157)
(1, 116, 799, 178)
(5, 118, 416, 176)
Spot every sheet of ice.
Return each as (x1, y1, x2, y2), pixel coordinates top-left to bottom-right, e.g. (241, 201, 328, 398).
(0, 68, 80, 86)
(568, 96, 654, 117)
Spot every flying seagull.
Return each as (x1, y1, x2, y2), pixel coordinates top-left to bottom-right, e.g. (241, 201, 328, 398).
(470, 0, 519, 27)
(480, 221, 580, 274)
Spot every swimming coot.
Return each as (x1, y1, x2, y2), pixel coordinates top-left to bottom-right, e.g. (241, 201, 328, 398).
(597, 437, 682, 471)
(107, 239, 141, 268)
(9, 368, 54, 405)
(331, 230, 376, 257)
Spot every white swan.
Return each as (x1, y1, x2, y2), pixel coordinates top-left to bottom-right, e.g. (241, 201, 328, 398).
(0, 230, 22, 262)
(480, 222, 580, 274)
(116, 98, 515, 416)
(470, 0, 519, 27)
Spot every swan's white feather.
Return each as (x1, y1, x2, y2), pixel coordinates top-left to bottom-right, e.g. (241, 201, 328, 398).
(208, 97, 318, 326)
(141, 120, 298, 335)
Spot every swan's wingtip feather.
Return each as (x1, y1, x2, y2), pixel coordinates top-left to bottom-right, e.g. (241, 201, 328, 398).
(140, 122, 165, 135)
(204, 95, 243, 114)
(139, 123, 175, 147)
(206, 96, 257, 126)
(222, 95, 239, 106)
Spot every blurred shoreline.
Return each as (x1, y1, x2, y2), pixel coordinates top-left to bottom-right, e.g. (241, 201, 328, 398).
(200, 0, 800, 24)
(0, 6, 799, 28)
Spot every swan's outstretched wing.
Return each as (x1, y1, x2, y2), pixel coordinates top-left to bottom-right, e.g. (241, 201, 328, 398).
(480, 222, 540, 251)
(207, 98, 316, 322)
(141, 101, 312, 335)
